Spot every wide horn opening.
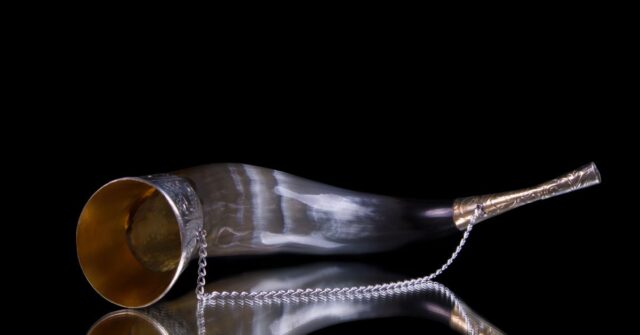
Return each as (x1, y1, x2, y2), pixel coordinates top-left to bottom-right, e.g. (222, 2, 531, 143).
(77, 178, 184, 308)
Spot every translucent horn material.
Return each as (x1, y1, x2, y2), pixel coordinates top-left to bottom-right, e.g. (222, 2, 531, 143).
(77, 163, 600, 308)
(87, 263, 504, 335)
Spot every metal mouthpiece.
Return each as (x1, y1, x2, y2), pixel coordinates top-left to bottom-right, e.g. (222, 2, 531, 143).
(453, 162, 601, 230)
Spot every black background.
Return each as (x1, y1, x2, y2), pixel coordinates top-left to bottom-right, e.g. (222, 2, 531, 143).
(37, 128, 621, 334)
(13, 24, 631, 333)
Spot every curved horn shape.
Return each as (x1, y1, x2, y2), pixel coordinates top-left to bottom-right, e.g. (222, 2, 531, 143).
(77, 163, 600, 308)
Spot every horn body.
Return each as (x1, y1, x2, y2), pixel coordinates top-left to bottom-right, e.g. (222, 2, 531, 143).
(77, 163, 600, 307)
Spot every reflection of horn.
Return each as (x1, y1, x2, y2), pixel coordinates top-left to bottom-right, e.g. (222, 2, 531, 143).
(87, 263, 504, 335)
(77, 163, 600, 308)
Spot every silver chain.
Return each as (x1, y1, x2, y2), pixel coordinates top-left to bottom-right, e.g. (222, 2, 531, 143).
(195, 205, 486, 333)
(196, 228, 209, 299)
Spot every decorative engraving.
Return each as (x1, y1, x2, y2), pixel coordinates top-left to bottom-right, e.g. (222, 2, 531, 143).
(142, 175, 204, 258)
(454, 162, 601, 230)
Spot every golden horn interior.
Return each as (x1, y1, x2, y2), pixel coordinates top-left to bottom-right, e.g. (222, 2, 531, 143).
(77, 178, 183, 308)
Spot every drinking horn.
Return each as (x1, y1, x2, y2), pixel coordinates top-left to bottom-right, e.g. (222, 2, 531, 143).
(77, 162, 600, 307)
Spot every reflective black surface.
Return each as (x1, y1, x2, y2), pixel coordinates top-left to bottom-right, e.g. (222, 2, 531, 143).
(14, 24, 629, 333)
(88, 263, 502, 334)
(40, 134, 615, 334)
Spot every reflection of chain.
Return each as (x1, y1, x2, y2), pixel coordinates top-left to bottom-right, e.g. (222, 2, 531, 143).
(196, 205, 486, 334)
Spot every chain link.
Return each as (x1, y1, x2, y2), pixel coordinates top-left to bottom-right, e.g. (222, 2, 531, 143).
(196, 228, 209, 299)
(195, 205, 486, 334)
